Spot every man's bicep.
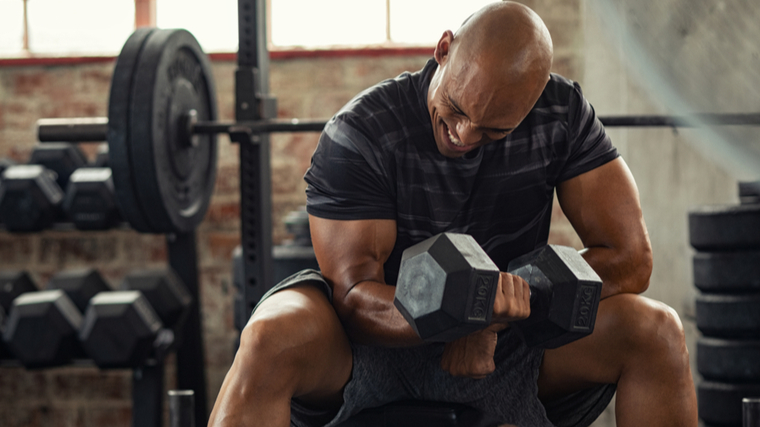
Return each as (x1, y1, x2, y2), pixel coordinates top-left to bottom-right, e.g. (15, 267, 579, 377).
(309, 216, 397, 302)
(556, 157, 652, 294)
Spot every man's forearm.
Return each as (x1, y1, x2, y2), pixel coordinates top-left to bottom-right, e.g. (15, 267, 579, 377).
(334, 280, 425, 347)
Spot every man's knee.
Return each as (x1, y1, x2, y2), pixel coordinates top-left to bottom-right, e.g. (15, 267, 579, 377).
(240, 285, 344, 363)
(602, 294, 689, 363)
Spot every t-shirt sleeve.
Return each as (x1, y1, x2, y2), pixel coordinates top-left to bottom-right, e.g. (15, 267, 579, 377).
(304, 114, 397, 220)
(557, 82, 619, 182)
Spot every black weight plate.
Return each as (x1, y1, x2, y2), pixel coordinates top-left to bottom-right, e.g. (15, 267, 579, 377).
(689, 204, 760, 251)
(696, 293, 760, 338)
(107, 28, 157, 233)
(699, 381, 760, 426)
(694, 252, 760, 293)
(698, 337, 760, 382)
(129, 29, 218, 233)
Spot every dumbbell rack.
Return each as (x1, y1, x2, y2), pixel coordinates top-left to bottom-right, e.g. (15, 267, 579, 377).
(0, 226, 207, 427)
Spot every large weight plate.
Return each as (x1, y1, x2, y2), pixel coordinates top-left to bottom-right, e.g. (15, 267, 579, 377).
(699, 381, 760, 426)
(107, 28, 157, 233)
(694, 252, 760, 293)
(696, 293, 760, 338)
(698, 337, 760, 382)
(129, 29, 218, 233)
(689, 204, 760, 251)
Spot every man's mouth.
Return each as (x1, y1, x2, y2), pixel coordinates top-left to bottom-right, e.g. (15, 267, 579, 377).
(443, 122, 467, 149)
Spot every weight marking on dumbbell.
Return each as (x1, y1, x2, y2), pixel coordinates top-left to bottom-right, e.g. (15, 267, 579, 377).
(574, 285, 596, 329)
(467, 274, 493, 322)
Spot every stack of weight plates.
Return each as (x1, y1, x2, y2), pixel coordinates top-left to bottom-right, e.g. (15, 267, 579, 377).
(689, 182, 760, 426)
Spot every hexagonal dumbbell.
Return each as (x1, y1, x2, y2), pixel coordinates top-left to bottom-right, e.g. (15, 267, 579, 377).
(394, 233, 602, 348)
(0, 271, 38, 313)
(1, 268, 108, 368)
(0, 165, 64, 232)
(63, 167, 121, 230)
(92, 143, 109, 168)
(0, 271, 39, 361)
(28, 143, 87, 191)
(80, 269, 191, 368)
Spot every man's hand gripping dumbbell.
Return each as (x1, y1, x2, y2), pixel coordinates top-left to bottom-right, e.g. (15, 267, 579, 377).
(394, 233, 603, 378)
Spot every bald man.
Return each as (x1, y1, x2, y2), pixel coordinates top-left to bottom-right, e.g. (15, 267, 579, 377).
(209, 2, 698, 426)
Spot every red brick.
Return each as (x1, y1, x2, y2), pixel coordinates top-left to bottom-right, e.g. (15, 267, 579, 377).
(38, 235, 119, 264)
(204, 201, 240, 225)
(49, 368, 131, 401)
(204, 232, 241, 264)
(84, 405, 131, 427)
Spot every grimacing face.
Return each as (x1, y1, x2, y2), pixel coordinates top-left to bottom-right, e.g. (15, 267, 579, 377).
(426, 31, 547, 159)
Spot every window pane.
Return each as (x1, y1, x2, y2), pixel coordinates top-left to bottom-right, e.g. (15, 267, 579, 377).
(389, 0, 495, 45)
(271, 0, 386, 47)
(26, 0, 134, 55)
(0, 0, 24, 56)
(157, 0, 238, 53)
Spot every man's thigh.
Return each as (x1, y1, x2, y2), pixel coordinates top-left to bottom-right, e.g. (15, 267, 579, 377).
(536, 293, 683, 400)
(244, 280, 353, 407)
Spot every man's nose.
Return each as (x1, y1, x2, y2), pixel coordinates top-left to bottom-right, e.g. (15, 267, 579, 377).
(455, 121, 482, 145)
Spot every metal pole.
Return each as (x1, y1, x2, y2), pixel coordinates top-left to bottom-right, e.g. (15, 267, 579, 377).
(745, 398, 760, 427)
(236, 0, 276, 327)
(169, 390, 196, 427)
(167, 231, 208, 425)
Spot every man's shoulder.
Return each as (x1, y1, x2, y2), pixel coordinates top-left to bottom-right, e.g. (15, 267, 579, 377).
(534, 73, 579, 110)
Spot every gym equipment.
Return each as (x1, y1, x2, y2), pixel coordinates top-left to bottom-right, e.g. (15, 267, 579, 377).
(28, 143, 87, 190)
(0, 165, 64, 232)
(739, 182, 760, 205)
(47, 268, 110, 312)
(2, 268, 108, 368)
(92, 143, 109, 168)
(394, 233, 602, 347)
(0, 271, 38, 312)
(3, 290, 83, 368)
(0, 158, 16, 177)
(80, 269, 191, 367)
(696, 293, 760, 338)
(694, 252, 760, 293)
(699, 381, 760, 426)
(698, 337, 760, 382)
(169, 390, 196, 427)
(689, 204, 760, 251)
(335, 400, 499, 427)
(62, 167, 121, 230)
(745, 398, 760, 427)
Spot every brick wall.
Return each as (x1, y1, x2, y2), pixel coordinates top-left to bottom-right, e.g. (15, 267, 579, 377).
(0, 4, 584, 425)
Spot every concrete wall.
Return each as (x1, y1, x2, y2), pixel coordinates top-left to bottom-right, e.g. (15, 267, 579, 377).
(0, 0, 755, 425)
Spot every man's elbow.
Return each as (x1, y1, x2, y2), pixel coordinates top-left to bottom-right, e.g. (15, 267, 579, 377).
(627, 239, 653, 294)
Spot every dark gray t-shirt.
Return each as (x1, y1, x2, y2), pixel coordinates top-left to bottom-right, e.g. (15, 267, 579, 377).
(305, 59, 618, 283)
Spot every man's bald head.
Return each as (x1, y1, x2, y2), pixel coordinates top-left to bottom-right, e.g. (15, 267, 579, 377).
(451, 1, 553, 84)
(426, 2, 554, 158)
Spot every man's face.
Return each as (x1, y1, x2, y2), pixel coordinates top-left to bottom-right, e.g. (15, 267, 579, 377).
(427, 36, 545, 158)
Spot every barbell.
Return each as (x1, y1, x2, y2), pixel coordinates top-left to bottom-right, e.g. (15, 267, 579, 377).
(34, 28, 760, 235)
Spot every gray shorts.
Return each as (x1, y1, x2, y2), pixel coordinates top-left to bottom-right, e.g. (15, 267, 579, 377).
(252, 270, 616, 427)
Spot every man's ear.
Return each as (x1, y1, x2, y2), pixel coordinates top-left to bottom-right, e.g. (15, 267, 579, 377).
(434, 30, 455, 65)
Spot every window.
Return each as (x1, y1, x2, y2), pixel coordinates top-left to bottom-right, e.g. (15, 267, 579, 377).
(271, 0, 496, 47)
(0, 0, 134, 57)
(0, 0, 499, 57)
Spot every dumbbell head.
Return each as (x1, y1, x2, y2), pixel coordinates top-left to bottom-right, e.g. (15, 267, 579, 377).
(2, 290, 83, 368)
(47, 268, 110, 312)
(394, 233, 500, 342)
(93, 143, 109, 168)
(120, 269, 191, 329)
(80, 269, 190, 367)
(0, 271, 38, 312)
(62, 168, 121, 230)
(28, 143, 87, 190)
(79, 291, 163, 368)
(0, 165, 64, 232)
(508, 245, 602, 348)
